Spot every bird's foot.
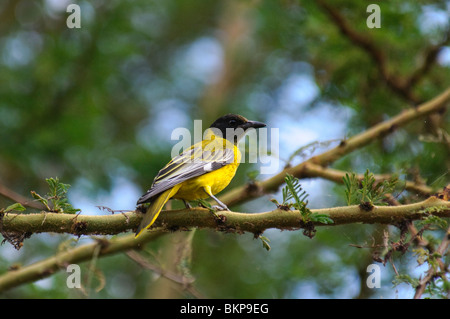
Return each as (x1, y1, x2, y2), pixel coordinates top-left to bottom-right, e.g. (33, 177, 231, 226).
(211, 205, 230, 211)
(182, 200, 193, 209)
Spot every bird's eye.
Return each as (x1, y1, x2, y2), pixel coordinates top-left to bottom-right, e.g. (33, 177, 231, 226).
(229, 119, 237, 126)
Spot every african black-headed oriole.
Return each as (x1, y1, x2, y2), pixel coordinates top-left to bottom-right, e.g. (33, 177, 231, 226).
(135, 114, 266, 237)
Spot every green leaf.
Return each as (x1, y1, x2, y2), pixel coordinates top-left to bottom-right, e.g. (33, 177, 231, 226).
(284, 174, 311, 220)
(343, 172, 359, 206)
(31, 177, 80, 214)
(31, 190, 50, 210)
(392, 274, 419, 288)
(197, 199, 212, 209)
(343, 170, 398, 206)
(259, 235, 271, 251)
(359, 170, 375, 203)
(310, 213, 334, 224)
(270, 198, 280, 206)
(5, 203, 26, 213)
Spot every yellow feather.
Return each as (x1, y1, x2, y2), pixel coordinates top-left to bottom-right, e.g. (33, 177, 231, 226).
(135, 184, 182, 238)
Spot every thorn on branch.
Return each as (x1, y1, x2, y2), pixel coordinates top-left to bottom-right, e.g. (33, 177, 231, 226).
(300, 220, 316, 239)
(96, 206, 130, 214)
(359, 201, 374, 212)
(1, 231, 32, 250)
(0, 210, 32, 250)
(71, 221, 88, 237)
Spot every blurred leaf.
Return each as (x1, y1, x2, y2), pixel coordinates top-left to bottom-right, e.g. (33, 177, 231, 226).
(4, 203, 26, 213)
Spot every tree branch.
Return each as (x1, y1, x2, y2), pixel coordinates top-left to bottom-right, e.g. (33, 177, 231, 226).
(0, 196, 448, 293)
(315, 0, 419, 104)
(0, 182, 45, 210)
(126, 250, 204, 298)
(301, 163, 433, 197)
(0, 231, 164, 293)
(1, 86, 448, 294)
(406, 28, 450, 90)
(1, 197, 449, 237)
(413, 225, 450, 299)
(219, 87, 450, 207)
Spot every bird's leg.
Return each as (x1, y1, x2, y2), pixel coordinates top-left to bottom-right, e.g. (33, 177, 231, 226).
(208, 193, 230, 211)
(202, 187, 230, 211)
(202, 188, 230, 224)
(182, 199, 192, 209)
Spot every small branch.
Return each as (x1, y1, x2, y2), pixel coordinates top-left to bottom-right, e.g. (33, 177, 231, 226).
(414, 225, 450, 299)
(406, 28, 450, 90)
(301, 163, 433, 197)
(0, 231, 165, 293)
(126, 250, 204, 298)
(0, 183, 44, 210)
(126, 250, 194, 285)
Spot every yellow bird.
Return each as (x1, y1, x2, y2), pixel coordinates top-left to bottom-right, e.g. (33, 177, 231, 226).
(135, 114, 266, 237)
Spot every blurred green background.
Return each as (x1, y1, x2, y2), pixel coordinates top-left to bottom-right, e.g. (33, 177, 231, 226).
(0, 0, 449, 298)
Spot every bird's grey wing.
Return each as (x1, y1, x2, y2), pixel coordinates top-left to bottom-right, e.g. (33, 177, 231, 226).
(137, 146, 234, 204)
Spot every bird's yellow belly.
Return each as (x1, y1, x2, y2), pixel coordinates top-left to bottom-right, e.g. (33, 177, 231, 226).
(173, 162, 239, 201)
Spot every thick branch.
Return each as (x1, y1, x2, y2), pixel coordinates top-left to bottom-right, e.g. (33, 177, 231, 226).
(0, 197, 448, 293)
(1, 197, 449, 236)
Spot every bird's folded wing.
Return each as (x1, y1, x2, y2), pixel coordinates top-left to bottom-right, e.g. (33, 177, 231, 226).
(137, 143, 235, 204)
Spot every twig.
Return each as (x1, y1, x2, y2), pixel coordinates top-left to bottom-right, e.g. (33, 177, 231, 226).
(126, 250, 194, 285)
(406, 28, 450, 90)
(0, 183, 44, 210)
(414, 225, 450, 299)
(301, 163, 433, 197)
(126, 250, 204, 298)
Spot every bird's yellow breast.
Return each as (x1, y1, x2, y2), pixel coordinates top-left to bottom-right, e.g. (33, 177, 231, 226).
(173, 145, 241, 201)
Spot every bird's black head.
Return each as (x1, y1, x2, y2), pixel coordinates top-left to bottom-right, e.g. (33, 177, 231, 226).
(209, 114, 266, 142)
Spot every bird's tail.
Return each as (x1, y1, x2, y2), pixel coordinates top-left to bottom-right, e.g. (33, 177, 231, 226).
(135, 184, 181, 238)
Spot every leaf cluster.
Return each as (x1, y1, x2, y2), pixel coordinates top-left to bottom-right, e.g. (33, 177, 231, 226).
(343, 170, 398, 207)
(30, 177, 80, 214)
(395, 247, 450, 298)
(392, 274, 420, 289)
(271, 174, 333, 225)
(417, 214, 448, 230)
